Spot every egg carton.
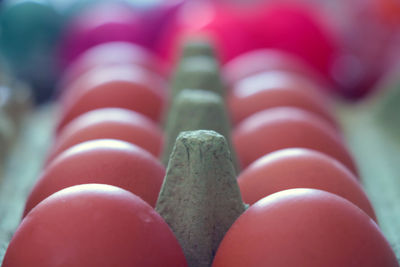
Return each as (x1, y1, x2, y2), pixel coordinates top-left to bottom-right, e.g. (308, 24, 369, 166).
(0, 40, 399, 265)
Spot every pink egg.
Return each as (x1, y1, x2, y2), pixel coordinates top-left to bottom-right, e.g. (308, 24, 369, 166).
(223, 49, 327, 88)
(227, 71, 337, 127)
(59, 42, 169, 91)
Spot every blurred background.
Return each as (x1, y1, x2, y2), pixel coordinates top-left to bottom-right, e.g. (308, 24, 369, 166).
(0, 0, 398, 104)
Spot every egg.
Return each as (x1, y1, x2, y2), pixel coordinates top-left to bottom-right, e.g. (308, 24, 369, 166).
(223, 48, 325, 88)
(56, 64, 167, 133)
(213, 189, 398, 267)
(238, 148, 375, 220)
(233, 107, 357, 174)
(59, 41, 168, 91)
(5, 184, 187, 267)
(228, 71, 336, 127)
(47, 108, 163, 164)
(24, 139, 165, 215)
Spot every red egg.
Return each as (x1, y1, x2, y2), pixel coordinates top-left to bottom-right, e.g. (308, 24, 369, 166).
(24, 139, 165, 216)
(240, 3, 339, 79)
(223, 48, 326, 87)
(238, 148, 375, 220)
(156, 1, 256, 64)
(375, 0, 400, 25)
(212, 189, 398, 267)
(47, 108, 163, 164)
(57, 64, 167, 133)
(59, 42, 169, 90)
(157, 1, 340, 70)
(4, 184, 187, 267)
(233, 107, 357, 174)
(228, 71, 336, 127)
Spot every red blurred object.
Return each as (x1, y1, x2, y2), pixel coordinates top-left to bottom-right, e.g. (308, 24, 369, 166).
(240, 3, 338, 81)
(156, 1, 257, 64)
(377, 0, 400, 25)
(158, 2, 337, 70)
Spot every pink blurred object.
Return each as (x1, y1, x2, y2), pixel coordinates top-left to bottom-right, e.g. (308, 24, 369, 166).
(59, 0, 183, 69)
(59, 2, 150, 68)
(59, 41, 169, 91)
(239, 0, 398, 99)
(223, 48, 329, 89)
(227, 70, 337, 128)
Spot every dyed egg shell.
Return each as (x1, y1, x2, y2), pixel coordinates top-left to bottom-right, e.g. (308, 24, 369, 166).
(57, 64, 167, 133)
(238, 148, 375, 220)
(213, 189, 398, 267)
(24, 139, 165, 215)
(4, 184, 187, 267)
(47, 108, 163, 164)
(233, 107, 357, 174)
(228, 71, 336, 127)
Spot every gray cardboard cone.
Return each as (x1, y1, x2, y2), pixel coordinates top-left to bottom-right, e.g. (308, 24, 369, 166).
(156, 130, 246, 267)
(162, 89, 239, 171)
(171, 56, 224, 99)
(179, 38, 216, 59)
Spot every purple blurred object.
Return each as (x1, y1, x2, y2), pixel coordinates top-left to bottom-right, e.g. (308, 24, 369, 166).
(59, 0, 183, 69)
